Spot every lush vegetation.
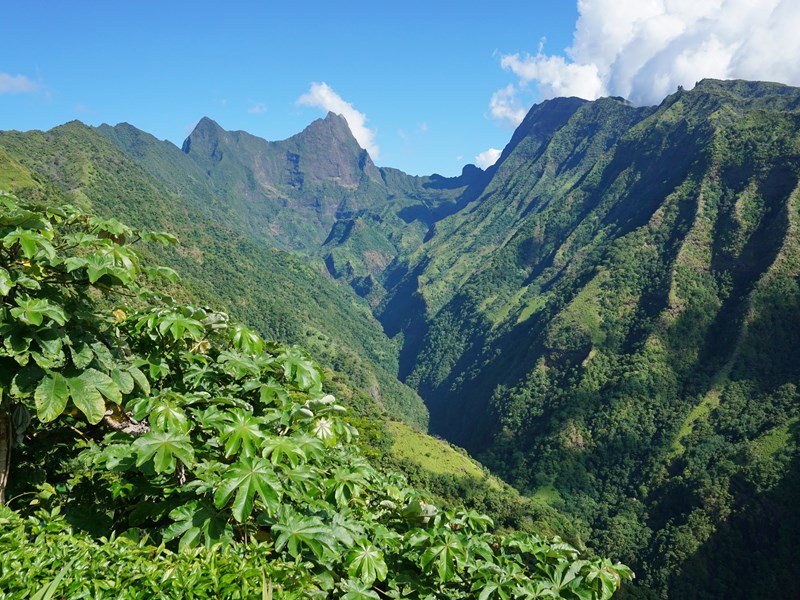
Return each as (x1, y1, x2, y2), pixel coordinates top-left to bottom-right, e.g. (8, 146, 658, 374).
(0, 116, 560, 550)
(0, 121, 428, 428)
(3, 78, 799, 598)
(0, 193, 631, 598)
(373, 80, 800, 596)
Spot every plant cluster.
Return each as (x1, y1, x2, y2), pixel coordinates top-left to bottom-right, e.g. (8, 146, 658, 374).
(0, 193, 631, 598)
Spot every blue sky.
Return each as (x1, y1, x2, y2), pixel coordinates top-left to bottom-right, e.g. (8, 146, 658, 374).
(3, 1, 799, 176)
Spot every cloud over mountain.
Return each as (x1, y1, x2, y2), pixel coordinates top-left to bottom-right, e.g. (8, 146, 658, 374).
(491, 0, 800, 125)
(298, 82, 380, 159)
(475, 147, 501, 169)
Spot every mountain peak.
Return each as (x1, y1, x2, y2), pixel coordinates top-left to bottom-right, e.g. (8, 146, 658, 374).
(299, 111, 359, 147)
(182, 117, 225, 155)
(324, 111, 346, 122)
(195, 116, 222, 129)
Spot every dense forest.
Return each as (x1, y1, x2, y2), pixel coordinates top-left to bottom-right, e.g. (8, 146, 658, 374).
(1, 78, 799, 597)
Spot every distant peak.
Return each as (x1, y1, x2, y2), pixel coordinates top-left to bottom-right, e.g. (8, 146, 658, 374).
(182, 117, 225, 155)
(194, 116, 222, 131)
(300, 112, 358, 145)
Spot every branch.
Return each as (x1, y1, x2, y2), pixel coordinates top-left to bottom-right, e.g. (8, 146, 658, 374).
(103, 404, 150, 436)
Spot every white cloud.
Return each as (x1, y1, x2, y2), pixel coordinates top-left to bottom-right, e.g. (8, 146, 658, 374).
(475, 147, 502, 169)
(490, 0, 800, 113)
(297, 82, 380, 159)
(489, 84, 528, 127)
(248, 102, 267, 114)
(0, 72, 39, 94)
(500, 53, 603, 101)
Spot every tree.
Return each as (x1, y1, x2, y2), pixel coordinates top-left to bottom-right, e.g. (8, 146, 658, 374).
(0, 192, 176, 502)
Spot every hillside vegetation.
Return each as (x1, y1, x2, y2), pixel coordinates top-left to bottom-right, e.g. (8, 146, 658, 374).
(373, 80, 800, 597)
(0, 193, 631, 598)
(2, 78, 799, 597)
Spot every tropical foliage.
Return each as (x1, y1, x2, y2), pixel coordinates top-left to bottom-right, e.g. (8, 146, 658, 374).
(0, 194, 631, 598)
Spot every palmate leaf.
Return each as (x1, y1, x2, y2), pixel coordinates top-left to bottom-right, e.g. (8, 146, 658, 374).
(140, 231, 179, 246)
(340, 578, 381, 600)
(259, 379, 288, 406)
(162, 501, 232, 551)
(217, 410, 264, 458)
(312, 417, 336, 445)
(261, 436, 305, 467)
(157, 312, 204, 341)
(326, 467, 368, 506)
(150, 400, 190, 433)
(282, 464, 323, 500)
(214, 457, 282, 522)
(83, 254, 116, 284)
(133, 428, 194, 474)
(143, 265, 180, 283)
(420, 532, 467, 583)
(229, 322, 264, 356)
(271, 508, 337, 561)
(34, 372, 69, 422)
(10, 297, 67, 327)
(346, 540, 388, 584)
(277, 346, 322, 393)
(2, 228, 55, 260)
(218, 350, 263, 380)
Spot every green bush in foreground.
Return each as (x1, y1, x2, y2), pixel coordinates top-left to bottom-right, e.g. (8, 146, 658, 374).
(0, 193, 631, 598)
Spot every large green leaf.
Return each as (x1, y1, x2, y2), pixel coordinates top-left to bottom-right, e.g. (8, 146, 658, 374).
(277, 347, 322, 393)
(340, 579, 381, 600)
(34, 372, 69, 422)
(149, 399, 189, 433)
(420, 532, 466, 583)
(2, 228, 55, 259)
(229, 322, 263, 355)
(133, 428, 194, 474)
(217, 410, 264, 458)
(10, 297, 67, 327)
(0, 267, 13, 296)
(162, 501, 232, 551)
(346, 540, 388, 584)
(157, 312, 204, 341)
(127, 365, 150, 395)
(261, 436, 305, 467)
(271, 508, 337, 560)
(83, 254, 115, 284)
(66, 368, 121, 424)
(214, 457, 282, 522)
(109, 366, 134, 395)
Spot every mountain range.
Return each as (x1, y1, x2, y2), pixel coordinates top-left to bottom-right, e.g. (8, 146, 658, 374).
(2, 78, 799, 598)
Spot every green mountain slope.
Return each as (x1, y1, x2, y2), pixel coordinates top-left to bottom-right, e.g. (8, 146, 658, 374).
(5, 79, 799, 596)
(0, 121, 428, 428)
(376, 79, 800, 596)
(0, 118, 583, 553)
(170, 114, 484, 303)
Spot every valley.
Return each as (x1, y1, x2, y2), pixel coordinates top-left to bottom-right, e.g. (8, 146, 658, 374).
(2, 78, 799, 597)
